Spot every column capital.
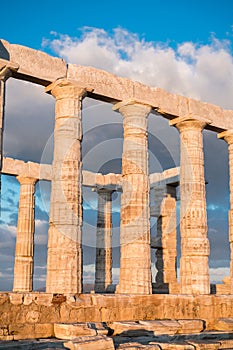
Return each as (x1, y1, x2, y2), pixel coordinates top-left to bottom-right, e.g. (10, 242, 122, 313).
(95, 187, 115, 195)
(113, 99, 152, 117)
(16, 176, 38, 186)
(45, 78, 93, 100)
(218, 129, 233, 144)
(0, 59, 19, 81)
(169, 114, 211, 131)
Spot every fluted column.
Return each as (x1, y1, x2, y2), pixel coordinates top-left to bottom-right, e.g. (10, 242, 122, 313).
(45, 79, 87, 294)
(113, 100, 152, 294)
(155, 194, 177, 292)
(170, 115, 210, 294)
(0, 66, 14, 212)
(13, 176, 37, 292)
(218, 130, 233, 294)
(95, 188, 114, 293)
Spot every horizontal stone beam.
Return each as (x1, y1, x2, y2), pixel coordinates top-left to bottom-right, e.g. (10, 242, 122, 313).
(0, 40, 67, 85)
(2, 158, 180, 189)
(0, 40, 232, 132)
(2, 157, 52, 180)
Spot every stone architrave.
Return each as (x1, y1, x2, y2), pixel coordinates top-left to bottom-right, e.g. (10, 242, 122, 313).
(218, 130, 233, 294)
(95, 188, 114, 293)
(113, 100, 152, 294)
(170, 115, 210, 294)
(45, 79, 87, 294)
(13, 176, 37, 292)
(155, 194, 178, 293)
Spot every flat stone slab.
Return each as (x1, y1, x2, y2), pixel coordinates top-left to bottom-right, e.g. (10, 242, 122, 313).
(187, 340, 220, 349)
(64, 335, 115, 350)
(54, 323, 96, 339)
(108, 319, 205, 337)
(214, 319, 233, 331)
(177, 319, 204, 334)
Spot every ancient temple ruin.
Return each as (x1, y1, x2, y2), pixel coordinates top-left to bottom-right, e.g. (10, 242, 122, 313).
(1, 40, 233, 346)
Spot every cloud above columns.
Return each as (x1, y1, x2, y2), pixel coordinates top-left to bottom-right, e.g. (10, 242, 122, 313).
(43, 28, 233, 109)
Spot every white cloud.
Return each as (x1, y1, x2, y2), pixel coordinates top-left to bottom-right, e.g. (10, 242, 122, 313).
(44, 28, 233, 109)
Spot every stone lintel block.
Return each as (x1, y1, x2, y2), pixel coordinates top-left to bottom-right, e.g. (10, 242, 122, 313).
(0, 39, 67, 85)
(67, 64, 134, 101)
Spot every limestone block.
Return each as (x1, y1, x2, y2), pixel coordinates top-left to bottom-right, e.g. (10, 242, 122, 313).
(34, 323, 54, 338)
(54, 323, 97, 339)
(9, 323, 35, 340)
(109, 320, 180, 336)
(67, 64, 134, 101)
(0, 39, 67, 84)
(118, 344, 161, 350)
(9, 323, 54, 340)
(152, 343, 195, 350)
(9, 293, 23, 305)
(64, 335, 115, 350)
(187, 340, 220, 349)
(139, 320, 180, 335)
(213, 318, 233, 331)
(33, 293, 53, 306)
(177, 319, 204, 334)
(219, 339, 233, 349)
(0, 294, 8, 305)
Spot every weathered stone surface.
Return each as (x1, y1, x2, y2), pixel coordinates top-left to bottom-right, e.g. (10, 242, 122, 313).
(64, 335, 115, 350)
(139, 320, 180, 335)
(114, 101, 152, 294)
(214, 318, 233, 331)
(54, 323, 96, 339)
(9, 323, 54, 340)
(187, 340, 220, 349)
(13, 176, 37, 292)
(95, 189, 114, 293)
(177, 319, 204, 334)
(170, 116, 210, 295)
(46, 79, 86, 294)
(0, 39, 67, 84)
(218, 130, 233, 294)
(108, 320, 182, 336)
(153, 343, 195, 350)
(118, 344, 161, 350)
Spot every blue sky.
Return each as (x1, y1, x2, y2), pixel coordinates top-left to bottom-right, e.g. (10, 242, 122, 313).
(1, 0, 233, 50)
(0, 0, 233, 290)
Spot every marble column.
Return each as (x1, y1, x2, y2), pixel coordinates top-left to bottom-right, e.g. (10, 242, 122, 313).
(155, 194, 177, 292)
(113, 100, 152, 294)
(218, 130, 233, 294)
(13, 176, 37, 292)
(45, 79, 87, 294)
(95, 188, 114, 293)
(0, 66, 13, 212)
(170, 115, 210, 294)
